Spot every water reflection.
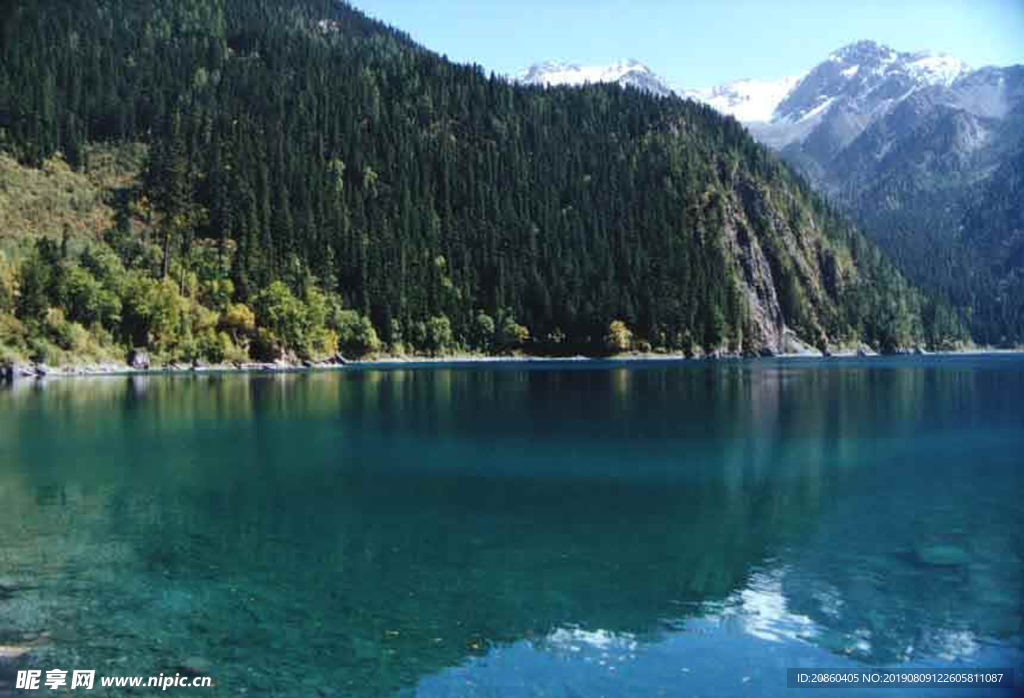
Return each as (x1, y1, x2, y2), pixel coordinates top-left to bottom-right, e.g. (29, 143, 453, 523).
(0, 357, 1021, 696)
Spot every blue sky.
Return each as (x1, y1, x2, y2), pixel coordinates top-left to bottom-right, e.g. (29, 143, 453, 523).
(353, 0, 1024, 87)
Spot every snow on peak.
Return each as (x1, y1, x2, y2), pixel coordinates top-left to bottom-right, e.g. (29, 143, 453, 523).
(829, 40, 898, 65)
(516, 42, 974, 124)
(905, 51, 970, 86)
(682, 75, 804, 122)
(826, 41, 969, 86)
(516, 59, 675, 96)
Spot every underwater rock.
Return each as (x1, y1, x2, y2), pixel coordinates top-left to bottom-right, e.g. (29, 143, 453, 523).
(914, 545, 970, 567)
(177, 657, 212, 676)
(0, 645, 31, 661)
(0, 630, 51, 664)
(0, 582, 37, 600)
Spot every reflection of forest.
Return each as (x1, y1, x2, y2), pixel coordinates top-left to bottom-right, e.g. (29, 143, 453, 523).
(0, 361, 1020, 696)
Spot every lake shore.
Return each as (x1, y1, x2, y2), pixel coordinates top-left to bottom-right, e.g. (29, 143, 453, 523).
(4, 346, 1024, 382)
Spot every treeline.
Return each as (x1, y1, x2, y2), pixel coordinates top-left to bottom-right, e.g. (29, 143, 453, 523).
(0, 0, 967, 364)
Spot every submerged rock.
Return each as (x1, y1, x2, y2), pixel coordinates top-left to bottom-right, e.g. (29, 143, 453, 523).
(0, 645, 32, 661)
(914, 545, 970, 567)
(177, 657, 212, 676)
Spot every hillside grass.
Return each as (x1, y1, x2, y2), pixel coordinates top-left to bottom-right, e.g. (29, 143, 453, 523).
(0, 143, 148, 260)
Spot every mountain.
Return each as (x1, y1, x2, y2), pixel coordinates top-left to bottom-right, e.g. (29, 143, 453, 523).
(0, 4, 959, 372)
(749, 42, 980, 173)
(685, 41, 1024, 344)
(516, 60, 675, 97)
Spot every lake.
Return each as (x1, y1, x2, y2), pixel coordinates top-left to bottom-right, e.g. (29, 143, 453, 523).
(1, 356, 1021, 696)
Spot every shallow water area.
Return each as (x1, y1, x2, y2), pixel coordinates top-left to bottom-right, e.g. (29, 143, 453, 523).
(1, 355, 1021, 696)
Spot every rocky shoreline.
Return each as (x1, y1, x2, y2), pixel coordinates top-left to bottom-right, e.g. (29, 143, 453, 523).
(0, 355, 352, 382)
(3, 345, 1023, 384)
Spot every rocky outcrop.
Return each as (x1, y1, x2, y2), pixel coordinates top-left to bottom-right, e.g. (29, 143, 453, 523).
(781, 328, 823, 356)
(128, 349, 150, 369)
(721, 213, 786, 354)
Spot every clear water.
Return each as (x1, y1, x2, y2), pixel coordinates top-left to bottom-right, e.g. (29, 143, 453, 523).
(1, 357, 1021, 697)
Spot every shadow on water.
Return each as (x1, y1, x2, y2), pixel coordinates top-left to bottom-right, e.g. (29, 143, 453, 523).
(0, 357, 1021, 696)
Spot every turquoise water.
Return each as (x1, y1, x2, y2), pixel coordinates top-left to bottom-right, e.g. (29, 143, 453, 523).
(1, 356, 1021, 697)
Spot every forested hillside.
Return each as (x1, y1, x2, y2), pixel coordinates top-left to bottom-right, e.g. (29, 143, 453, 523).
(0, 0, 964, 367)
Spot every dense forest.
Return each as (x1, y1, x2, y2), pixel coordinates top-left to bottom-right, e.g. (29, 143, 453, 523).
(0, 0, 967, 367)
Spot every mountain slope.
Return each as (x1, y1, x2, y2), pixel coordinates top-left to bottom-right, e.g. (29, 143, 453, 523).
(0, 4, 955, 368)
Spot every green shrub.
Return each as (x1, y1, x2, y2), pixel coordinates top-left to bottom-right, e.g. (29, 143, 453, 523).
(197, 328, 226, 363)
(16, 253, 51, 322)
(28, 337, 52, 364)
(0, 252, 16, 314)
(334, 309, 379, 356)
(251, 327, 283, 362)
(426, 315, 453, 354)
(604, 320, 633, 353)
(496, 311, 529, 351)
(472, 312, 495, 351)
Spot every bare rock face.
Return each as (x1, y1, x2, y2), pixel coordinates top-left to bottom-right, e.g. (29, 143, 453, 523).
(128, 349, 150, 369)
(720, 182, 788, 354)
(721, 215, 785, 354)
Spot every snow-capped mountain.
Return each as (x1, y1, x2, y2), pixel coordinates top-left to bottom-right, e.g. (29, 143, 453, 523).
(675, 41, 983, 157)
(516, 60, 675, 97)
(681, 41, 977, 143)
(769, 41, 971, 127)
(681, 76, 803, 123)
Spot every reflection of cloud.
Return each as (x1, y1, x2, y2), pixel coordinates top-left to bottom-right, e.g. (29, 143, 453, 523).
(721, 569, 818, 643)
(544, 627, 638, 662)
(812, 584, 844, 619)
(926, 629, 979, 662)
